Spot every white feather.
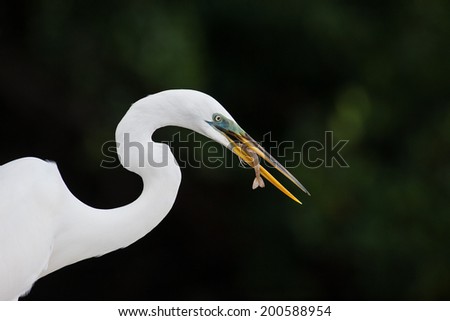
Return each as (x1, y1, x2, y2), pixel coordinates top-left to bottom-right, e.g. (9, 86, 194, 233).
(0, 89, 236, 300)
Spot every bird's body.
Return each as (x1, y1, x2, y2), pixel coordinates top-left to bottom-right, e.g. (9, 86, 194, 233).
(0, 90, 308, 300)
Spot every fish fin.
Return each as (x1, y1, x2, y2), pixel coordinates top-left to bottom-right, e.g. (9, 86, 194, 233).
(258, 176, 265, 188)
(252, 178, 259, 189)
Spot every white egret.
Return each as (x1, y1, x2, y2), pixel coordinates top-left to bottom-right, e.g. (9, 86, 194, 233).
(0, 89, 309, 300)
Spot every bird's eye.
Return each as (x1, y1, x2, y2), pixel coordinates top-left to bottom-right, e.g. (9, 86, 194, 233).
(213, 114, 222, 122)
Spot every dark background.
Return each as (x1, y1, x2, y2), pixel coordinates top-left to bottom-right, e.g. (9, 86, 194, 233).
(1, 0, 449, 300)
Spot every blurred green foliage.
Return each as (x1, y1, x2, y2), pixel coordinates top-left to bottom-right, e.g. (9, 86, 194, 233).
(1, 0, 449, 299)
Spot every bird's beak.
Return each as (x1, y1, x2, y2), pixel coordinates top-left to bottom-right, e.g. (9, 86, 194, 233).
(213, 124, 310, 204)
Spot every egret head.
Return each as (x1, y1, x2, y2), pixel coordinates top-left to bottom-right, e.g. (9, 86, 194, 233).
(144, 89, 310, 203)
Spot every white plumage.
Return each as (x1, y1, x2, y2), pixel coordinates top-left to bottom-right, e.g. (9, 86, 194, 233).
(0, 89, 308, 300)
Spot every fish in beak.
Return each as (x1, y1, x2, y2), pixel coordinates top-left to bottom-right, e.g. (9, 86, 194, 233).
(207, 113, 310, 204)
(240, 144, 265, 190)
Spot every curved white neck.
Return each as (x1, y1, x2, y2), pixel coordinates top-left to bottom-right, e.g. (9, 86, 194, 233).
(42, 99, 182, 276)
